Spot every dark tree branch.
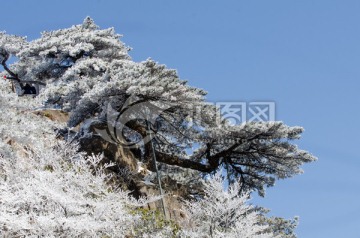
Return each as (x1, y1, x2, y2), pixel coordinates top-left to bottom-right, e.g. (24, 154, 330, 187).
(1, 49, 46, 88)
(1, 53, 21, 84)
(155, 150, 214, 173)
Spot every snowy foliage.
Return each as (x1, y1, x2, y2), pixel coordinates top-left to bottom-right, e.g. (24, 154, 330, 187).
(0, 82, 156, 237)
(0, 17, 315, 237)
(181, 172, 274, 238)
(0, 150, 141, 237)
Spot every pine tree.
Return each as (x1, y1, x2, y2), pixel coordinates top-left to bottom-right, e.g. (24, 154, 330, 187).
(0, 17, 316, 237)
(1, 17, 316, 195)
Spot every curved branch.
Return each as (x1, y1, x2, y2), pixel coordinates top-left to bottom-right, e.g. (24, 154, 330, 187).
(1, 54, 21, 84)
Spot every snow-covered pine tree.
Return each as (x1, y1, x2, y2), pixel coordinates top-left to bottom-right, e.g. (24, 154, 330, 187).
(1, 17, 316, 195)
(0, 17, 316, 237)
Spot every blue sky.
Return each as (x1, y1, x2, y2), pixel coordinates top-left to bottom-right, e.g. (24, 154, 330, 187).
(1, 1, 360, 237)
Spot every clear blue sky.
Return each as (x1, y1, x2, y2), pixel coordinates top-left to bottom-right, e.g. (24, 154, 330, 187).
(1, 1, 359, 237)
